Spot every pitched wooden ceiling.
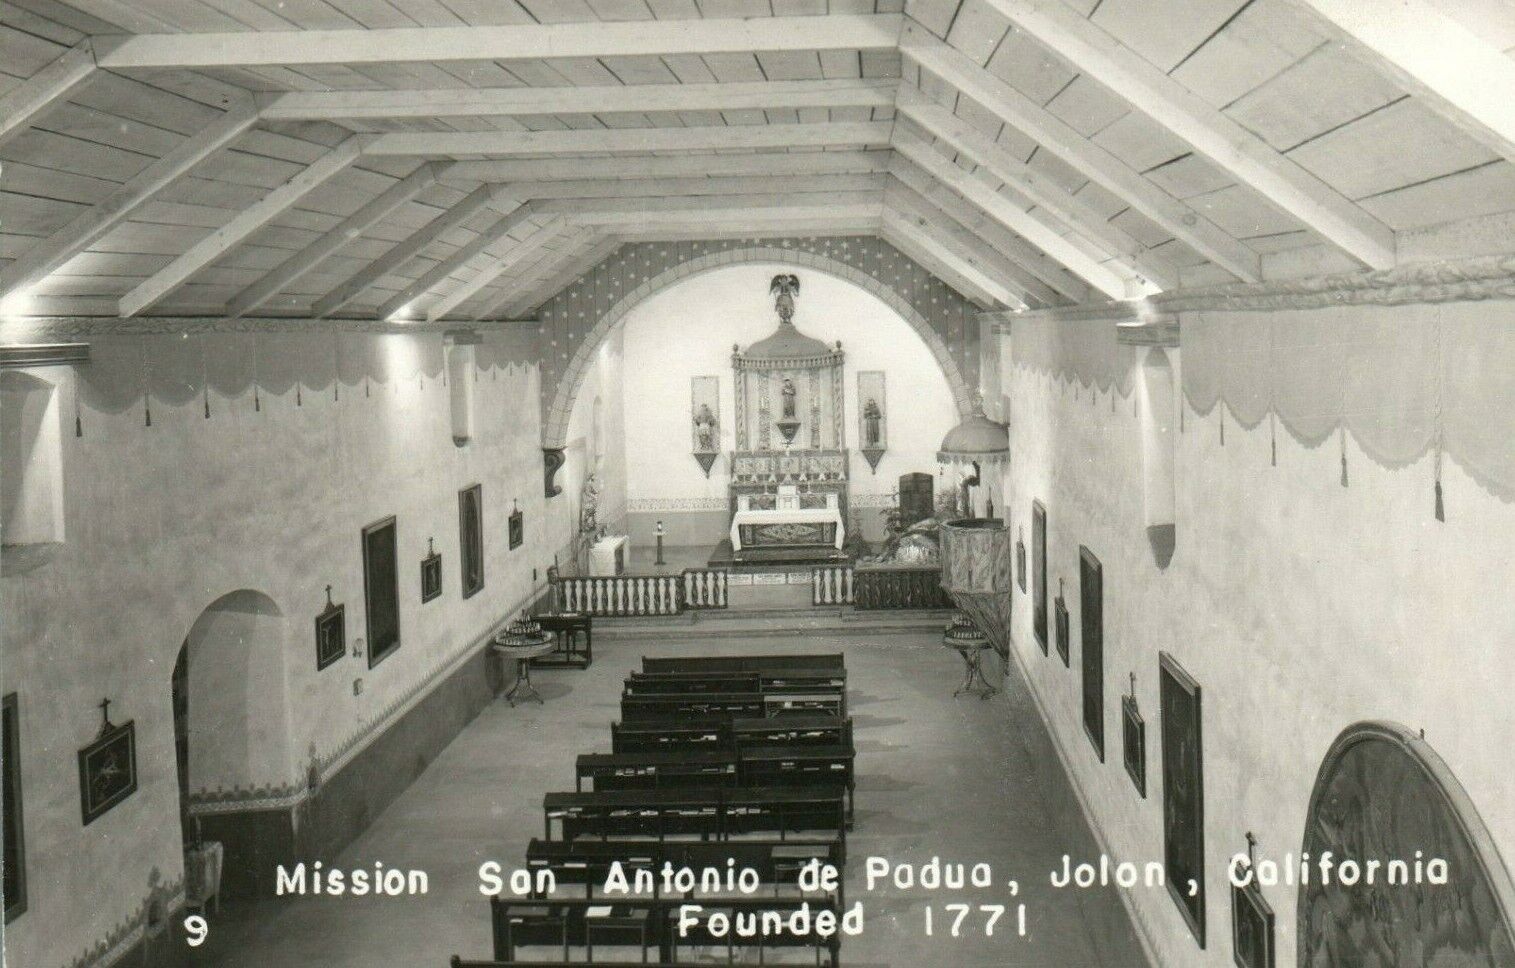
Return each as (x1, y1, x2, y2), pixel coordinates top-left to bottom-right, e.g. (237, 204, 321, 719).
(3, 0, 1514, 321)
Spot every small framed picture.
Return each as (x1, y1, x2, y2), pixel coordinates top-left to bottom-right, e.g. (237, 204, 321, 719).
(1231, 873, 1275, 968)
(1123, 693, 1146, 798)
(1055, 594, 1070, 667)
(1016, 539, 1027, 593)
(509, 504, 524, 550)
(316, 598, 345, 671)
(420, 548, 442, 603)
(79, 720, 137, 826)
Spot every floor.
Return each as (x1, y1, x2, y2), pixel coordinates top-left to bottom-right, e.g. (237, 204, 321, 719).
(188, 629, 1147, 968)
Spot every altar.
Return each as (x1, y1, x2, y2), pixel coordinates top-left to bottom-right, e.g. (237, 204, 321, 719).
(730, 488, 844, 552)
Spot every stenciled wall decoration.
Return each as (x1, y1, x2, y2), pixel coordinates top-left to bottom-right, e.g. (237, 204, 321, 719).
(857, 371, 887, 472)
(691, 376, 720, 478)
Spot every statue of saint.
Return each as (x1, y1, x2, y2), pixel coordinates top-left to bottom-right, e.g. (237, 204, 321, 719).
(863, 397, 882, 446)
(780, 378, 797, 419)
(693, 403, 717, 451)
(579, 472, 600, 534)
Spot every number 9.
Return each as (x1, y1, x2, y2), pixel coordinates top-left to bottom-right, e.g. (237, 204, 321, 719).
(185, 914, 209, 947)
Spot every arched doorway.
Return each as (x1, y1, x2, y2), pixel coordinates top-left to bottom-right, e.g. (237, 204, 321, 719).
(174, 590, 292, 845)
(1299, 721, 1515, 966)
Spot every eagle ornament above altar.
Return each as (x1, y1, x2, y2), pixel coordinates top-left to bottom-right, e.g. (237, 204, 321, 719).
(722, 274, 851, 563)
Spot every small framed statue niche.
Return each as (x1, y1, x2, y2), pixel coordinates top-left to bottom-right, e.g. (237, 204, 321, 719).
(691, 376, 720, 478)
(857, 371, 887, 473)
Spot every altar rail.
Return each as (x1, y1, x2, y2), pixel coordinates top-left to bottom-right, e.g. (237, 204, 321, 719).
(812, 565, 954, 610)
(551, 570, 729, 617)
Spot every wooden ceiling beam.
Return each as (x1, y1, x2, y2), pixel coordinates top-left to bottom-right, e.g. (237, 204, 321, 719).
(422, 217, 567, 322)
(261, 79, 896, 121)
(0, 96, 260, 300)
(363, 122, 893, 157)
(95, 14, 903, 69)
(310, 183, 495, 318)
(896, 88, 1176, 290)
(0, 40, 96, 150)
(885, 185, 1051, 306)
(119, 135, 365, 317)
(496, 173, 888, 202)
(442, 150, 894, 184)
(879, 216, 1023, 311)
(226, 162, 439, 318)
(887, 170, 1082, 305)
(488, 234, 625, 321)
(1289, 0, 1515, 165)
(900, 23, 1263, 282)
(893, 133, 1130, 299)
(976, 1, 1396, 269)
(548, 192, 885, 227)
(373, 201, 539, 320)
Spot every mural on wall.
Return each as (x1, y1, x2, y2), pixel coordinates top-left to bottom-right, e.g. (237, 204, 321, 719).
(1299, 722, 1515, 967)
(691, 376, 720, 478)
(858, 370, 887, 472)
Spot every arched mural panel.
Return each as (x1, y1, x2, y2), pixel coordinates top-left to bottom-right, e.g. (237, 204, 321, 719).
(1299, 721, 1515, 967)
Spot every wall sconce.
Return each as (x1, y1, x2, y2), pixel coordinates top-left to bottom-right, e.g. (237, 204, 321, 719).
(351, 637, 365, 660)
(352, 678, 364, 697)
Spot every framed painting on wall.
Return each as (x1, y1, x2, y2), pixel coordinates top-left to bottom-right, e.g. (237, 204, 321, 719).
(315, 591, 346, 670)
(1054, 584, 1070, 667)
(363, 516, 401, 668)
(1123, 689, 1147, 798)
(420, 539, 442, 604)
(1033, 502, 1047, 652)
(1161, 651, 1206, 947)
(1080, 546, 1104, 761)
(509, 502, 524, 550)
(78, 718, 137, 826)
(1232, 871, 1274, 968)
(459, 484, 484, 598)
(3, 693, 26, 921)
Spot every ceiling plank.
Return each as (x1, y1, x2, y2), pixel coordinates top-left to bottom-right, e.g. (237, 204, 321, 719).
(0, 40, 96, 149)
(900, 23, 1263, 282)
(119, 136, 366, 317)
(226, 162, 440, 318)
(0, 97, 260, 300)
(897, 88, 1177, 290)
(261, 78, 897, 120)
(1289, 0, 1515, 165)
(424, 217, 567, 321)
(885, 179, 1067, 306)
(442, 150, 894, 183)
(893, 132, 1130, 299)
(544, 192, 885, 226)
(96, 14, 903, 69)
(500, 173, 888, 200)
(373, 201, 540, 319)
(879, 215, 1020, 310)
(976, 0, 1396, 269)
(363, 121, 893, 156)
(489, 233, 624, 320)
(310, 183, 496, 318)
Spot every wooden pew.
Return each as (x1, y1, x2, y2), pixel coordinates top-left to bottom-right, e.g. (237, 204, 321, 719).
(641, 652, 844, 673)
(740, 744, 856, 824)
(575, 749, 737, 791)
(485, 895, 843, 965)
(610, 715, 854, 754)
(625, 670, 849, 715)
(575, 747, 856, 823)
(543, 785, 846, 848)
(620, 691, 844, 721)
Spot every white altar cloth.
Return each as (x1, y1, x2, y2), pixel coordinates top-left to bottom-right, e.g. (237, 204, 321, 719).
(730, 507, 845, 551)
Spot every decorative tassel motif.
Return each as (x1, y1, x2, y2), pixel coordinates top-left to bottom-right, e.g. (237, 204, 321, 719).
(1269, 412, 1277, 466)
(252, 335, 261, 412)
(73, 374, 83, 438)
(1339, 428, 1349, 487)
(296, 384, 302, 406)
(1219, 407, 1225, 446)
(204, 388, 210, 419)
(1434, 480, 1445, 522)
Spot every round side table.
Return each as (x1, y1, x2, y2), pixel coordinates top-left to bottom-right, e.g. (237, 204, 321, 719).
(492, 633, 556, 706)
(943, 628, 997, 700)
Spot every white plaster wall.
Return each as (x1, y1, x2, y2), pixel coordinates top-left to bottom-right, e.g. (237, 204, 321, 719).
(0, 328, 570, 968)
(999, 303, 1515, 968)
(621, 264, 958, 542)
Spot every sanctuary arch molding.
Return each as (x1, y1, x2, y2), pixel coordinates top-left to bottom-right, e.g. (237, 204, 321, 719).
(537, 238, 979, 453)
